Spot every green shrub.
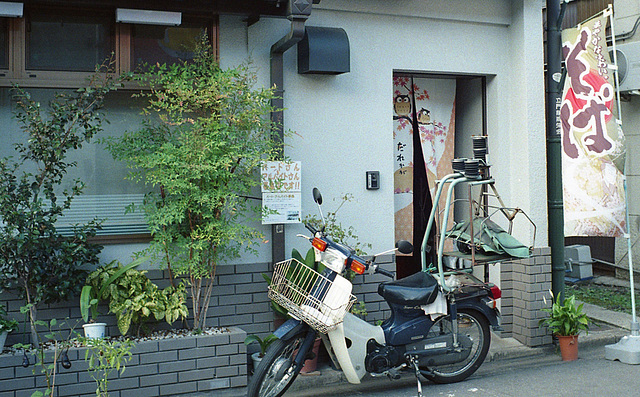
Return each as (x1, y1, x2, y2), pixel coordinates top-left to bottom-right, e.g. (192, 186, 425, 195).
(0, 67, 119, 345)
(104, 37, 284, 330)
(85, 260, 188, 336)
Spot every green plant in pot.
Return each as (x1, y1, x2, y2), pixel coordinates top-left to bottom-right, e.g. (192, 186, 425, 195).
(263, 247, 323, 325)
(81, 257, 187, 336)
(80, 257, 148, 337)
(245, 334, 278, 371)
(539, 293, 589, 361)
(261, 273, 290, 325)
(0, 306, 19, 352)
(79, 256, 147, 338)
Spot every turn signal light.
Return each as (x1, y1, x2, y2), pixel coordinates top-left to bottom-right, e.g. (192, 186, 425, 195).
(489, 284, 502, 300)
(311, 238, 327, 252)
(350, 259, 366, 275)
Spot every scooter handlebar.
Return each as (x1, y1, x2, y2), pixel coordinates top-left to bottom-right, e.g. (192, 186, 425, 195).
(305, 222, 318, 235)
(374, 266, 395, 279)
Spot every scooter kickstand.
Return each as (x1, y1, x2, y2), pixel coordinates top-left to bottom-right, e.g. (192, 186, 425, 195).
(409, 356, 423, 397)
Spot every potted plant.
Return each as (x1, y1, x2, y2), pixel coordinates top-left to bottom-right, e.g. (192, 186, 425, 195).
(539, 293, 589, 361)
(81, 257, 187, 337)
(79, 257, 147, 338)
(0, 306, 19, 352)
(245, 334, 279, 371)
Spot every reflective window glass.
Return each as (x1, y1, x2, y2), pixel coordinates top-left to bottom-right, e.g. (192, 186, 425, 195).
(131, 23, 207, 70)
(27, 12, 114, 71)
(0, 19, 8, 70)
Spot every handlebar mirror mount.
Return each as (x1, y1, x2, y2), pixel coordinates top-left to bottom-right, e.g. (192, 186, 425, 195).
(312, 187, 323, 205)
(396, 240, 414, 255)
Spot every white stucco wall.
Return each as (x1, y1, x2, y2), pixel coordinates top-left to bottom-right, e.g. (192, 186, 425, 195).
(217, 0, 547, 262)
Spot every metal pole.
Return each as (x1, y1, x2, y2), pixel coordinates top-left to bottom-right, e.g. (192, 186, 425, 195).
(609, 4, 639, 335)
(546, 0, 566, 301)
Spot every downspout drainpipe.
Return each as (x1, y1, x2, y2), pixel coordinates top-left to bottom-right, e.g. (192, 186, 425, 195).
(546, 0, 566, 301)
(269, 4, 309, 264)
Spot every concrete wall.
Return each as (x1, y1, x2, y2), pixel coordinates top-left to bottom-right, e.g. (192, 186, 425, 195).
(0, 1, 548, 268)
(616, 94, 640, 273)
(218, 0, 548, 264)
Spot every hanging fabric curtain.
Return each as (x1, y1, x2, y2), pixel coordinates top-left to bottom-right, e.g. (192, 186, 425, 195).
(393, 75, 456, 276)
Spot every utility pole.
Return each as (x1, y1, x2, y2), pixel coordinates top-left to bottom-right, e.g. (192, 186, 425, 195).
(546, 0, 566, 301)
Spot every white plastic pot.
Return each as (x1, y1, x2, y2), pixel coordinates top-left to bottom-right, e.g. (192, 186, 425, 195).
(251, 351, 263, 372)
(82, 323, 107, 339)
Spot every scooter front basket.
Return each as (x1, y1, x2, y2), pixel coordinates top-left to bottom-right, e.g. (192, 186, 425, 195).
(269, 259, 356, 333)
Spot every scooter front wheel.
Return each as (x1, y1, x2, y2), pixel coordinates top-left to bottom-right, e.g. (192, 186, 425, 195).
(247, 333, 306, 397)
(420, 309, 490, 384)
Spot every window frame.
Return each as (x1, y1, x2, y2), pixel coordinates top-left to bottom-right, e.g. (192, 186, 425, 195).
(0, 7, 218, 243)
(0, 7, 218, 89)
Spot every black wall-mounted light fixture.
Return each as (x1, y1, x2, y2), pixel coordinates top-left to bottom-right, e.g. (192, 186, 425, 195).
(298, 26, 350, 75)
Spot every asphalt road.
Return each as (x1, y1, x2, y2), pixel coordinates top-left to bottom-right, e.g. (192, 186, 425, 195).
(286, 344, 640, 397)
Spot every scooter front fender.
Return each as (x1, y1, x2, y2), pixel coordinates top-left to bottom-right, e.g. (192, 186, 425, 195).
(327, 322, 361, 384)
(327, 313, 386, 384)
(273, 318, 307, 340)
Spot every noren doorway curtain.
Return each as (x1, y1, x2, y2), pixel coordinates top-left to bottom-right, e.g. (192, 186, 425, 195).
(393, 75, 456, 278)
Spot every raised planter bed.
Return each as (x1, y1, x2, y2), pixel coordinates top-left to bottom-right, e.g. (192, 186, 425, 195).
(0, 327, 247, 397)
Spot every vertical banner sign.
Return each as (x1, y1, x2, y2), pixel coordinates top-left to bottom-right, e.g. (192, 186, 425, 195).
(261, 161, 302, 224)
(393, 77, 456, 244)
(561, 13, 626, 236)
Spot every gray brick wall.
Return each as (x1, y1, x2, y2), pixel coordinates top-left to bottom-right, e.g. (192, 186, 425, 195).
(500, 247, 553, 347)
(1, 247, 554, 393)
(0, 327, 246, 397)
(0, 257, 394, 395)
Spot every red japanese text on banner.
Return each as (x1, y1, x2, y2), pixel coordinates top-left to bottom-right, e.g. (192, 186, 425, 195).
(561, 14, 626, 237)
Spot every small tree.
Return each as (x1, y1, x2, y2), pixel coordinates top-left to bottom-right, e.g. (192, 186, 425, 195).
(0, 68, 118, 345)
(105, 39, 283, 330)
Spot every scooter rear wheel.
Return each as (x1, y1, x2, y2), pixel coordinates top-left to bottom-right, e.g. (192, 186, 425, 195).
(420, 309, 490, 384)
(247, 333, 306, 397)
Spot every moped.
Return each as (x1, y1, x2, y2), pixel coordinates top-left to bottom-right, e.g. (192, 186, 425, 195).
(247, 187, 502, 397)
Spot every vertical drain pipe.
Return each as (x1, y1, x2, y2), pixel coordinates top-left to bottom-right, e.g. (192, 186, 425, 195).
(546, 0, 566, 301)
(270, 0, 311, 264)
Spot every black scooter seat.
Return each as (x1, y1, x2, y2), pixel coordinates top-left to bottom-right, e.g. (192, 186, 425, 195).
(378, 271, 439, 306)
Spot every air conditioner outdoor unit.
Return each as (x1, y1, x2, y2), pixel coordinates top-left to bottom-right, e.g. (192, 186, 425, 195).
(611, 40, 640, 93)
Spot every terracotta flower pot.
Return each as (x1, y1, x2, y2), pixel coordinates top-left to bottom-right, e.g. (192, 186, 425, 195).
(557, 334, 579, 361)
(300, 338, 322, 374)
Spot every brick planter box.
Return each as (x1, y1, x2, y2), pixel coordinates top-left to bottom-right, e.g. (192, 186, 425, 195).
(0, 327, 247, 397)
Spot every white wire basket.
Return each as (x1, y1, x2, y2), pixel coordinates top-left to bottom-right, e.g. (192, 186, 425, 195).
(269, 258, 357, 333)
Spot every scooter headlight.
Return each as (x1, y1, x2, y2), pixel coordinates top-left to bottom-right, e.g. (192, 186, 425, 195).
(316, 247, 348, 273)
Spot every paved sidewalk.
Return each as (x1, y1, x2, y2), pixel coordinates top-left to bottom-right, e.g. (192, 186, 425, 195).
(217, 300, 633, 397)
